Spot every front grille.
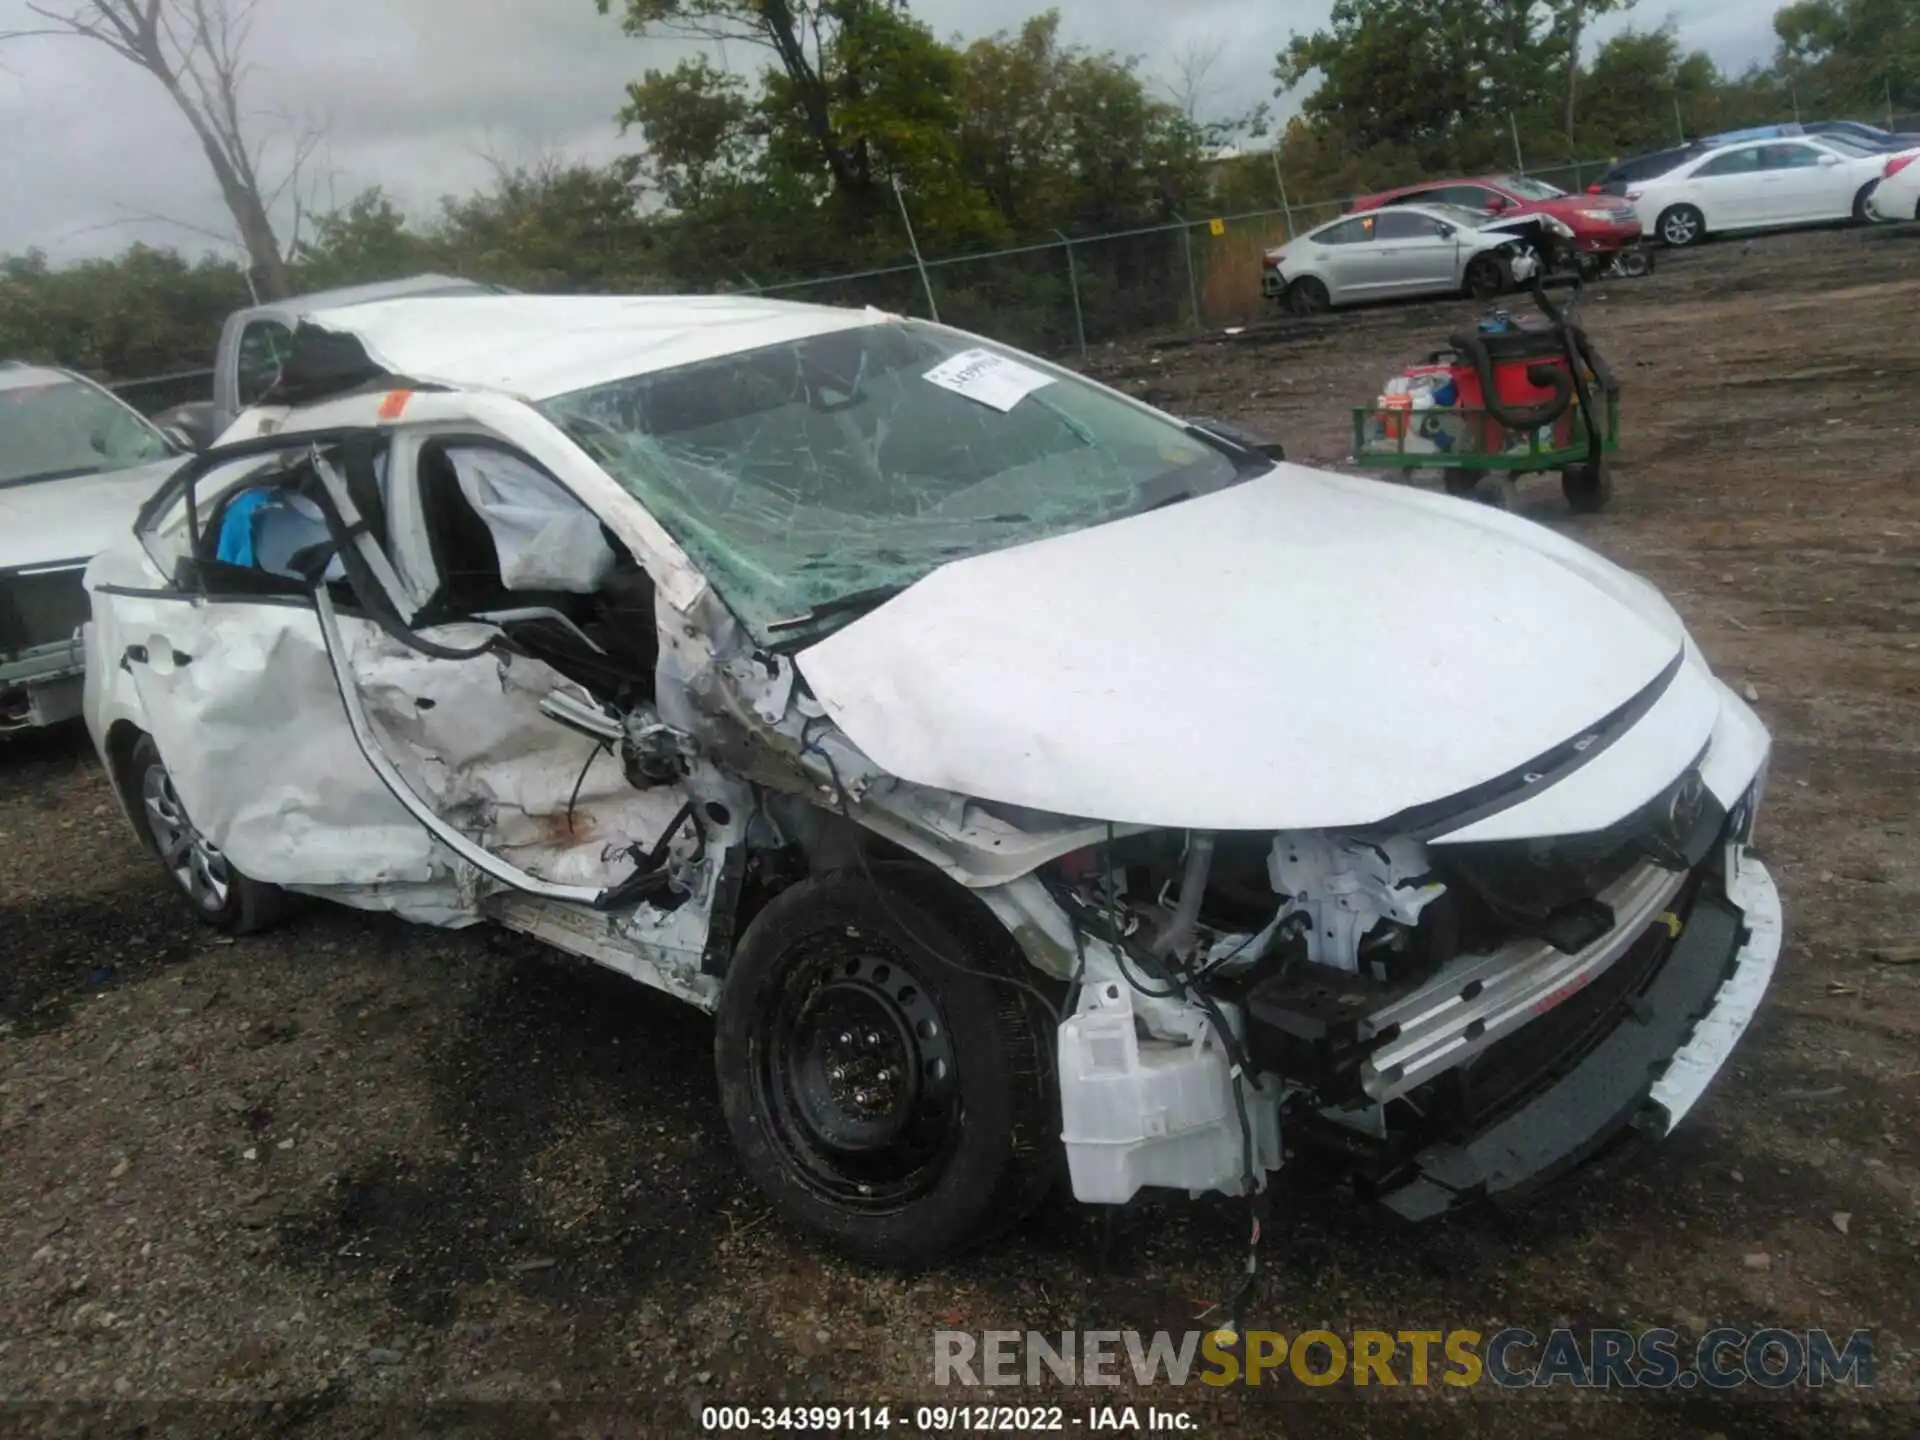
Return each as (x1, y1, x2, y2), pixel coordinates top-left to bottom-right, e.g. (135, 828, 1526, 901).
(1425, 872, 1702, 1138)
(0, 567, 90, 657)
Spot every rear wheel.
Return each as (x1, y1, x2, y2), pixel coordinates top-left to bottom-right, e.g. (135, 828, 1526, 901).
(128, 733, 295, 933)
(1658, 205, 1704, 248)
(1285, 276, 1331, 315)
(715, 871, 1057, 1266)
(1852, 182, 1879, 225)
(1562, 459, 1613, 513)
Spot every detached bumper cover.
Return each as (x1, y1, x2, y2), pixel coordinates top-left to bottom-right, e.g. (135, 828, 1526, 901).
(1381, 851, 1781, 1220)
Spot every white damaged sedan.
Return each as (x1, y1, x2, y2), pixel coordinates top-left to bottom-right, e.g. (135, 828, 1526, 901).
(83, 296, 1782, 1264)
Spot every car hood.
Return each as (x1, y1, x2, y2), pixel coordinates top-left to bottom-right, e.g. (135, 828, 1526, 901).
(794, 464, 1686, 832)
(0, 459, 182, 571)
(1535, 194, 1636, 222)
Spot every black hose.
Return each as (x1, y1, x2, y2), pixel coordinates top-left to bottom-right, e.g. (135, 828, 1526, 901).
(1444, 331, 1574, 432)
(1445, 278, 1618, 454)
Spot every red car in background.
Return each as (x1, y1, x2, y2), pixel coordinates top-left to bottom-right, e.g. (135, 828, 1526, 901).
(1352, 174, 1645, 272)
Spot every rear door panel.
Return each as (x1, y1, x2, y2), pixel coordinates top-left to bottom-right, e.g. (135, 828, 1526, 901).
(104, 583, 464, 918)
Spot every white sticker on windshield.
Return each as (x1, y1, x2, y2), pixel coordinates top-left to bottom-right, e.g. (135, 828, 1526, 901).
(922, 348, 1057, 413)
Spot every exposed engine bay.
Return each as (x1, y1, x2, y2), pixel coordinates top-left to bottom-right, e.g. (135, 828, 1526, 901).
(1044, 756, 1767, 1217)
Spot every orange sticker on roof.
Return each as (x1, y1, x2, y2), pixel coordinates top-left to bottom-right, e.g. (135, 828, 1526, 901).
(376, 389, 413, 420)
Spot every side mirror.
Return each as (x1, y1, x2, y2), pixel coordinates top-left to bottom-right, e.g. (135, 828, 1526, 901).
(161, 424, 201, 453)
(1818, 154, 1842, 167)
(1436, 224, 1457, 238)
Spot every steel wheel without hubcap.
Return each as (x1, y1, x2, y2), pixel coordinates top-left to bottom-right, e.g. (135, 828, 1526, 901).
(761, 945, 961, 1210)
(715, 871, 1057, 1265)
(1659, 205, 1703, 248)
(141, 760, 231, 914)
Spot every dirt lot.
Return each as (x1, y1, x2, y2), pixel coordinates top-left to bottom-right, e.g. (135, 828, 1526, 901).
(3, 225, 1918, 1439)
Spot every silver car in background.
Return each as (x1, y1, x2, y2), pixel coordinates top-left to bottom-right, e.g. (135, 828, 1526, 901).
(0, 363, 182, 730)
(1262, 204, 1546, 314)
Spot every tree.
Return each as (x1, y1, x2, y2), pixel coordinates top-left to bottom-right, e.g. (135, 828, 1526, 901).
(1165, 35, 1223, 124)
(619, 55, 756, 211)
(1773, 0, 1919, 113)
(1, 0, 315, 297)
(1274, 0, 1543, 164)
(1272, 0, 1666, 171)
(291, 187, 444, 292)
(1161, 32, 1273, 153)
(0, 244, 247, 376)
(603, 0, 1000, 268)
(437, 157, 661, 293)
(957, 11, 1203, 234)
(597, 0, 926, 228)
(1577, 27, 1723, 150)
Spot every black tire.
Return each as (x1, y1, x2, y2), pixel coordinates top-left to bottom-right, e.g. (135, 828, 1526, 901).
(126, 732, 295, 934)
(1852, 182, 1879, 225)
(1442, 468, 1481, 498)
(1657, 204, 1704, 248)
(1463, 254, 1506, 300)
(1285, 276, 1332, 315)
(1562, 459, 1613, 513)
(715, 871, 1057, 1266)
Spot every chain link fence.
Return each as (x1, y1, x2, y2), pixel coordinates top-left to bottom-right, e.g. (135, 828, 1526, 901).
(747, 159, 1623, 357)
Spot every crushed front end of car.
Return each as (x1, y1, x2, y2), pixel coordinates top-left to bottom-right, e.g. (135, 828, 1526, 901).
(781, 461, 1783, 1235)
(1032, 771, 1779, 1220)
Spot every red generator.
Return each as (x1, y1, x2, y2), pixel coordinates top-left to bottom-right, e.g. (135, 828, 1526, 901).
(1438, 324, 1581, 456)
(1355, 278, 1620, 513)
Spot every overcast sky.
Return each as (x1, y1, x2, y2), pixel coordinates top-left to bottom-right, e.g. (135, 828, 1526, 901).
(0, 0, 1776, 264)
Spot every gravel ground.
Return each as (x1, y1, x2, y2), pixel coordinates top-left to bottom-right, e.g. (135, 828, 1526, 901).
(2, 224, 1917, 1439)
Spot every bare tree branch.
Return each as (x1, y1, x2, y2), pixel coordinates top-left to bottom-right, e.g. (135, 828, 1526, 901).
(1, 0, 301, 295)
(61, 203, 242, 249)
(1165, 35, 1227, 124)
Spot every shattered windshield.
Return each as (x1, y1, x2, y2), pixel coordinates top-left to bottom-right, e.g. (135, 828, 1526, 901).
(539, 320, 1244, 644)
(0, 376, 175, 487)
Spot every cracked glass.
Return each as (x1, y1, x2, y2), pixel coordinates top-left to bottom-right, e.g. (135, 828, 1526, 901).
(0, 375, 175, 487)
(538, 320, 1242, 645)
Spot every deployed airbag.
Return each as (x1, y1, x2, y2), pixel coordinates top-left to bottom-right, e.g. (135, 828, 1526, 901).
(449, 448, 614, 593)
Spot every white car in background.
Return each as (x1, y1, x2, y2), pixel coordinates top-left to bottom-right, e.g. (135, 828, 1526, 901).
(1866, 150, 1920, 222)
(1631, 133, 1917, 246)
(1, 363, 183, 730)
(1261, 204, 1545, 312)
